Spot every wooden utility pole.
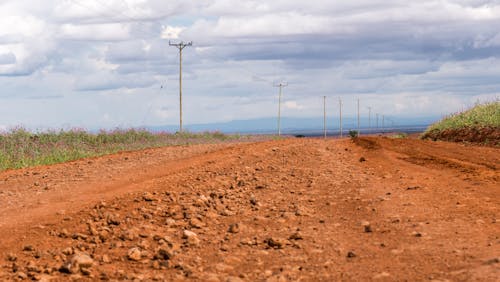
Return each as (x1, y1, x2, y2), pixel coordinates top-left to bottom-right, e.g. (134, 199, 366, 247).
(323, 96, 327, 139)
(368, 106, 372, 134)
(274, 82, 288, 136)
(382, 115, 385, 133)
(339, 98, 343, 138)
(357, 98, 360, 136)
(169, 40, 192, 132)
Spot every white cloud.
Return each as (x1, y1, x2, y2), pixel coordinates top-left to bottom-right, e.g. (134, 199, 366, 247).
(0, 4, 55, 76)
(161, 26, 185, 39)
(59, 23, 131, 41)
(284, 101, 304, 110)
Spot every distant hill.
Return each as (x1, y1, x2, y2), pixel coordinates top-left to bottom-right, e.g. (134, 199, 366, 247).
(147, 116, 437, 135)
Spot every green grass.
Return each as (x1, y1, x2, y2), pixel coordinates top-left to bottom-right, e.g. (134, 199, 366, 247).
(425, 101, 500, 133)
(0, 128, 255, 171)
(388, 133, 408, 139)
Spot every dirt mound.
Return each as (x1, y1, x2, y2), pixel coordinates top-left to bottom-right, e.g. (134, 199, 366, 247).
(424, 126, 500, 145)
(422, 126, 500, 146)
(352, 137, 381, 150)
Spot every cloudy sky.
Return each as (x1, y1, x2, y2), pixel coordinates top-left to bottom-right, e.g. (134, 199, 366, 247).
(0, 0, 499, 131)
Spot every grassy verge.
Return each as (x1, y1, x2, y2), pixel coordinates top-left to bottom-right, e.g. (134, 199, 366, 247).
(0, 128, 260, 171)
(388, 133, 408, 139)
(421, 101, 500, 145)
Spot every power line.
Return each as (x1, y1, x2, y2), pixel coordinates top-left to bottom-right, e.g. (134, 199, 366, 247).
(169, 40, 192, 133)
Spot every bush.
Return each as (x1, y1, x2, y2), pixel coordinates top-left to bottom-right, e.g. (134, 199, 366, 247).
(348, 130, 359, 139)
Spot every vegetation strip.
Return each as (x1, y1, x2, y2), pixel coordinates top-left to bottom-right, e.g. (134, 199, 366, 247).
(0, 128, 258, 171)
(422, 101, 499, 145)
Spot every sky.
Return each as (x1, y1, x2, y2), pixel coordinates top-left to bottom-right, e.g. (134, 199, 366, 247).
(0, 0, 499, 131)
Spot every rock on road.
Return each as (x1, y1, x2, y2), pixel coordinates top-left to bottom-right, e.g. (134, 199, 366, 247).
(0, 137, 498, 281)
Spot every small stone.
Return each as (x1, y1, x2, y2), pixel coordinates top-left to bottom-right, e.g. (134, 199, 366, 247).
(81, 267, 92, 276)
(265, 238, 283, 249)
(62, 247, 74, 256)
(59, 229, 69, 238)
(220, 244, 229, 252)
(26, 260, 41, 273)
(406, 186, 420, 190)
(228, 223, 240, 234)
(156, 246, 174, 260)
(484, 257, 499, 265)
(359, 157, 366, 162)
(22, 245, 34, 252)
(120, 230, 137, 241)
(106, 214, 121, 226)
(59, 253, 94, 274)
(72, 253, 93, 267)
(289, 232, 303, 240)
(17, 272, 27, 280)
(250, 195, 258, 206)
(152, 260, 161, 269)
(189, 218, 204, 229)
(127, 248, 142, 261)
(362, 221, 372, 233)
(183, 230, 200, 246)
(412, 231, 423, 237)
(143, 192, 156, 202)
(101, 254, 111, 264)
(373, 272, 391, 279)
(138, 240, 150, 250)
(166, 218, 176, 226)
(347, 251, 356, 258)
(6, 253, 17, 261)
(72, 233, 88, 240)
(12, 262, 19, 272)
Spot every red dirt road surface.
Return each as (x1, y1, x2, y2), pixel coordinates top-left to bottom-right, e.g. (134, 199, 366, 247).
(0, 137, 498, 281)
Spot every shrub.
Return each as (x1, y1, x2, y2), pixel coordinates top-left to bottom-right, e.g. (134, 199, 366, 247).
(348, 130, 359, 139)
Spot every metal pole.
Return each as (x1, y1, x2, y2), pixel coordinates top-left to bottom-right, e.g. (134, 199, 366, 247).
(323, 96, 327, 139)
(376, 113, 379, 131)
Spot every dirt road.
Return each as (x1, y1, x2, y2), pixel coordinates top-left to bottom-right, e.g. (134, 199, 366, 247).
(0, 137, 498, 281)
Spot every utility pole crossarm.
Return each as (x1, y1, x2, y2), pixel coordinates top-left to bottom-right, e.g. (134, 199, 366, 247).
(169, 41, 193, 49)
